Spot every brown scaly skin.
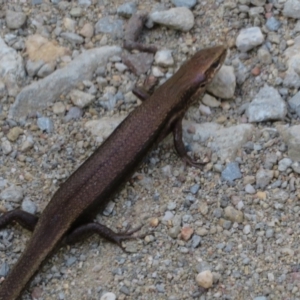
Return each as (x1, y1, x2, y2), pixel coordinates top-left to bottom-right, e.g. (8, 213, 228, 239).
(0, 45, 227, 300)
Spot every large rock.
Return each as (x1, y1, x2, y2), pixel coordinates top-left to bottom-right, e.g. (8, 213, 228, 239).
(9, 46, 122, 120)
(183, 121, 254, 161)
(246, 85, 287, 122)
(0, 37, 25, 96)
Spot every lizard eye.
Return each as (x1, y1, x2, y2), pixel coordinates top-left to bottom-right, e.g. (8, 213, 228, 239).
(211, 59, 220, 69)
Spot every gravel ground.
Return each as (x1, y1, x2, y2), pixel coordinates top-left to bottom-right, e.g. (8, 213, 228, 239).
(0, 0, 300, 300)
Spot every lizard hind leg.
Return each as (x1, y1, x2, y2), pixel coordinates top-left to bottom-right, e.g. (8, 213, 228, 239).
(173, 118, 210, 168)
(63, 222, 144, 252)
(0, 209, 39, 232)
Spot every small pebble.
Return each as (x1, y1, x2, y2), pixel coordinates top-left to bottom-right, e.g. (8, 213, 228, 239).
(224, 206, 244, 223)
(180, 226, 193, 241)
(196, 270, 213, 288)
(100, 292, 116, 300)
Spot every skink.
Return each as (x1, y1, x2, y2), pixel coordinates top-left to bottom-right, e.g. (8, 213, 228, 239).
(0, 45, 227, 299)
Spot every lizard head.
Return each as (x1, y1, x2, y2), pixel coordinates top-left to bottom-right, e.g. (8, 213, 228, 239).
(169, 45, 227, 109)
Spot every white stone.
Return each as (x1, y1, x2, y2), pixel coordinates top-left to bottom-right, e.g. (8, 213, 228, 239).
(150, 7, 194, 32)
(196, 270, 213, 288)
(236, 27, 264, 52)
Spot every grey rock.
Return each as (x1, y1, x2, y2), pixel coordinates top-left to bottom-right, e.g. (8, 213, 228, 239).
(66, 256, 77, 267)
(99, 92, 118, 111)
(207, 66, 236, 99)
(120, 285, 131, 295)
(70, 7, 83, 17)
(196, 261, 211, 273)
(264, 153, 277, 169)
(85, 116, 125, 143)
(37, 117, 54, 133)
(243, 224, 251, 234)
(249, 7, 264, 17)
(281, 125, 300, 161)
(256, 169, 273, 189)
(288, 91, 300, 117)
(266, 17, 281, 31)
(64, 107, 83, 122)
(222, 220, 232, 229)
(245, 184, 256, 194)
(167, 202, 177, 210)
(224, 206, 243, 223)
(216, 243, 225, 250)
(0, 81, 7, 98)
(221, 162, 242, 182)
(283, 36, 300, 88)
(103, 201, 115, 216)
(12, 39, 25, 51)
(163, 211, 175, 222)
(0, 186, 23, 203)
(22, 198, 37, 214)
(9, 46, 121, 120)
(0, 37, 25, 96)
(117, 2, 137, 18)
(58, 292, 65, 300)
(256, 243, 264, 254)
(236, 27, 264, 52)
(273, 190, 289, 203)
(270, 179, 282, 189)
(213, 208, 223, 218)
(278, 158, 292, 171)
(171, 0, 197, 8)
(61, 32, 84, 44)
(185, 194, 195, 204)
(183, 122, 254, 162)
(168, 225, 181, 238)
(78, 0, 92, 6)
(251, 0, 266, 5)
(6, 10, 27, 29)
(20, 136, 34, 152)
(100, 293, 116, 300)
(190, 184, 200, 194)
(283, 0, 300, 19)
(37, 62, 56, 78)
(232, 58, 249, 84)
(239, 5, 250, 12)
(242, 257, 250, 265)
(95, 17, 123, 38)
(69, 89, 95, 108)
(199, 203, 208, 216)
(0, 263, 9, 277)
(154, 50, 174, 67)
(258, 48, 272, 65)
(246, 85, 287, 122)
(291, 161, 300, 174)
(26, 60, 44, 77)
(64, 18, 75, 32)
(53, 102, 66, 115)
(283, 56, 300, 88)
(4, 33, 19, 47)
(149, 7, 194, 32)
(1, 140, 12, 155)
(265, 228, 274, 238)
(213, 164, 223, 173)
(202, 94, 220, 108)
(191, 235, 201, 248)
(115, 63, 127, 73)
